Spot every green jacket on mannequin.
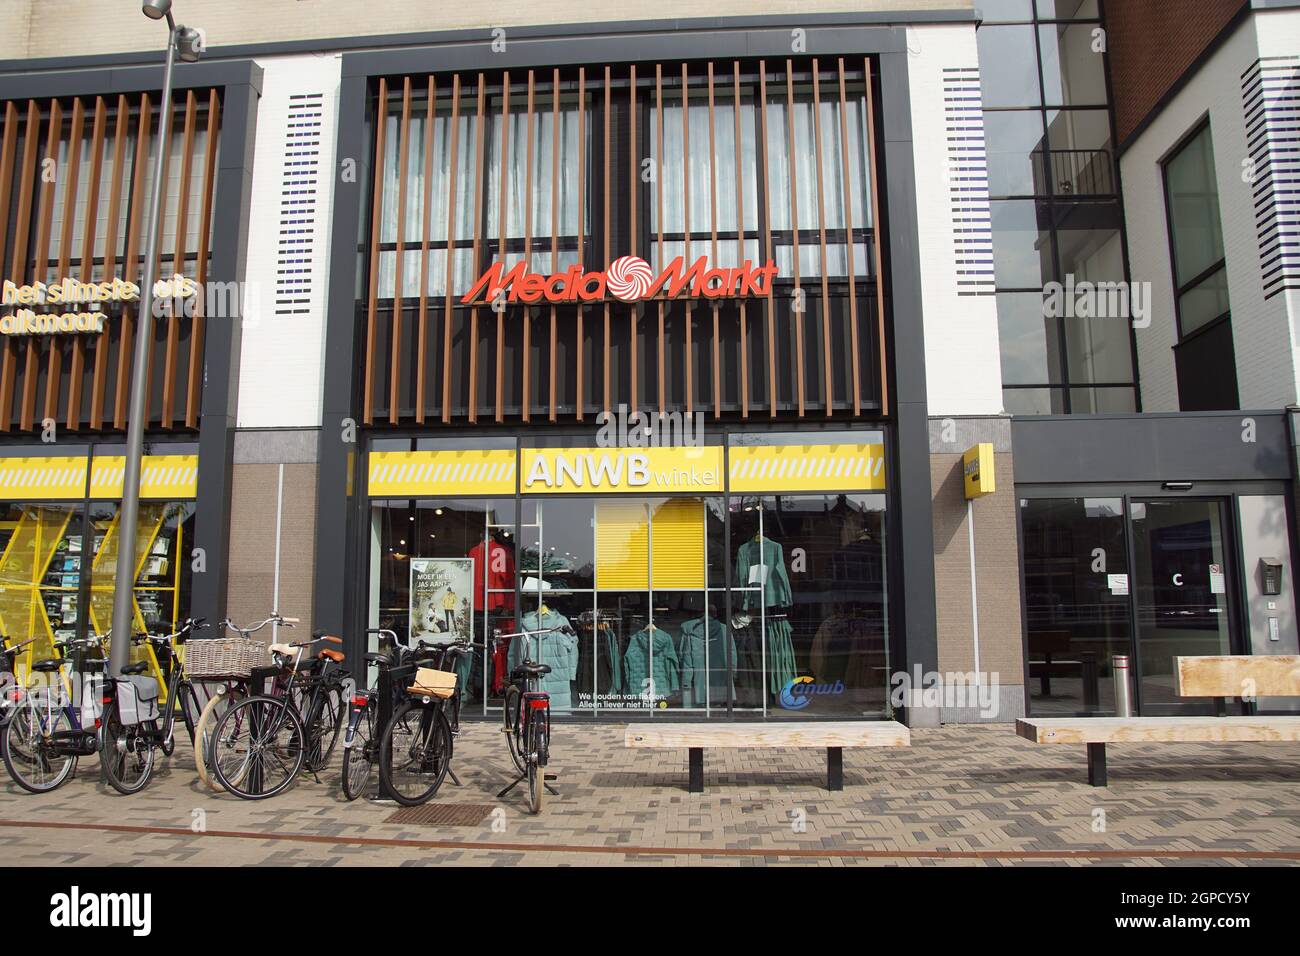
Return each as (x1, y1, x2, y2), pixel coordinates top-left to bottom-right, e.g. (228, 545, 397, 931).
(734, 535, 794, 609)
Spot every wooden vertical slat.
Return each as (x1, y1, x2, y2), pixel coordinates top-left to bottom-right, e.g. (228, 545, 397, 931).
(865, 57, 889, 416)
(161, 90, 196, 429)
(0, 101, 27, 431)
(116, 92, 153, 430)
(681, 64, 692, 415)
(69, 95, 107, 429)
(467, 74, 486, 424)
(416, 76, 435, 424)
(575, 67, 586, 421)
(734, 62, 749, 419)
(91, 96, 129, 429)
(707, 62, 720, 417)
(838, 60, 862, 416)
(785, 60, 804, 417)
(758, 63, 777, 417)
(46, 97, 85, 425)
(362, 78, 388, 425)
(185, 90, 220, 429)
(811, 60, 834, 415)
(389, 77, 412, 425)
(24, 99, 61, 431)
(441, 73, 462, 423)
(655, 63, 665, 415)
(495, 70, 509, 423)
(138, 91, 175, 428)
(602, 66, 611, 415)
(548, 69, 559, 421)
(521, 70, 535, 422)
(628, 64, 637, 414)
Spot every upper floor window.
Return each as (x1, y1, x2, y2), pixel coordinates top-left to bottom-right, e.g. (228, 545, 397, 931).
(1163, 122, 1229, 338)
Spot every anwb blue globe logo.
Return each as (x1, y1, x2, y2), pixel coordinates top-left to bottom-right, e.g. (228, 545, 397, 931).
(779, 676, 845, 710)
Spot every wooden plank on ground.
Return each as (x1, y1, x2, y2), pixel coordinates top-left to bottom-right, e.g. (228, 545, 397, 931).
(625, 721, 910, 749)
(1176, 655, 1300, 699)
(1017, 716, 1300, 745)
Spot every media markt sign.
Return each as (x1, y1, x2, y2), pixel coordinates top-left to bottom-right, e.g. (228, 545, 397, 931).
(0, 274, 197, 336)
(520, 446, 724, 495)
(461, 254, 778, 305)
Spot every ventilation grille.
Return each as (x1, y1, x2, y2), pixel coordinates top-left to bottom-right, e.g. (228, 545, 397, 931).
(1243, 56, 1300, 300)
(943, 67, 994, 297)
(276, 92, 324, 315)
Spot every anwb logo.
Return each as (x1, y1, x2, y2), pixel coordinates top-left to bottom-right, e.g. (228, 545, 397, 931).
(779, 676, 845, 710)
(49, 886, 151, 937)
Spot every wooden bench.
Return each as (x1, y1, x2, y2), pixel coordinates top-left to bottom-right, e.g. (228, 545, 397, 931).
(624, 721, 910, 792)
(1017, 655, 1300, 786)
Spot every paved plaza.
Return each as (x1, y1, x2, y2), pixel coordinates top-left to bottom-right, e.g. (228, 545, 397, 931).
(1, 723, 1298, 866)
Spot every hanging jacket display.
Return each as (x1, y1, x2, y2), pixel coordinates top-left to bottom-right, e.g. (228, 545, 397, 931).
(734, 535, 794, 609)
(511, 607, 580, 712)
(678, 616, 736, 708)
(468, 538, 516, 611)
(767, 617, 798, 698)
(576, 621, 623, 699)
(622, 626, 680, 702)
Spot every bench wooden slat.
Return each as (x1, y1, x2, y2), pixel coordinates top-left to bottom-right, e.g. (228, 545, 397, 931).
(1017, 716, 1300, 745)
(1176, 655, 1300, 698)
(625, 721, 910, 749)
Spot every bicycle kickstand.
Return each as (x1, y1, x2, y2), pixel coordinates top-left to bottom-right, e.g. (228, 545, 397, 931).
(497, 769, 559, 798)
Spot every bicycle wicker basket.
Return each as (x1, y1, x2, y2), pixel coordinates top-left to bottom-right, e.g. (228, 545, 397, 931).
(184, 637, 270, 679)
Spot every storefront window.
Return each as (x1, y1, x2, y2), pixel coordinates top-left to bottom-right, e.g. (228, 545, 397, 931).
(0, 503, 87, 674)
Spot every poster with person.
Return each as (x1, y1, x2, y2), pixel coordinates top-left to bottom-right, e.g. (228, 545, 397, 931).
(409, 558, 474, 643)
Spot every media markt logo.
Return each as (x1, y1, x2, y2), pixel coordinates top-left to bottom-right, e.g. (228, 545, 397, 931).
(460, 254, 779, 305)
(779, 676, 845, 710)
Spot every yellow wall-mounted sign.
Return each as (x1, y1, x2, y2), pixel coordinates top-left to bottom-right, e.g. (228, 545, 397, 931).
(962, 443, 996, 499)
(729, 443, 886, 493)
(368, 449, 517, 497)
(0, 457, 88, 500)
(89, 455, 198, 500)
(520, 446, 723, 495)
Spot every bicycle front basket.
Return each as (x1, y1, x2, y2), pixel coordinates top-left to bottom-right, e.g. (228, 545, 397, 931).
(184, 637, 269, 679)
(408, 667, 457, 699)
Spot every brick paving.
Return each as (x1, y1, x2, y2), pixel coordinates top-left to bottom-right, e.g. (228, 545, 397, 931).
(0, 723, 1297, 866)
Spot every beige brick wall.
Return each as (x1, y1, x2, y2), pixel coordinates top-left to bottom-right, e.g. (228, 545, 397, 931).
(6, 0, 972, 59)
(225, 462, 317, 639)
(930, 452, 1024, 686)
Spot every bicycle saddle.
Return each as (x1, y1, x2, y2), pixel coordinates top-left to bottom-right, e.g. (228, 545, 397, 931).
(269, 643, 294, 656)
(513, 662, 551, 678)
(121, 661, 150, 676)
(318, 649, 345, 663)
(31, 658, 62, 673)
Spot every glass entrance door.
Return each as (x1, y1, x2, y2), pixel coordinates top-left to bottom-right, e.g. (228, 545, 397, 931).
(1130, 498, 1236, 714)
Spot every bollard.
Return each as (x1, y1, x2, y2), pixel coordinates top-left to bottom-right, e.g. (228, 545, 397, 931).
(1112, 654, 1133, 717)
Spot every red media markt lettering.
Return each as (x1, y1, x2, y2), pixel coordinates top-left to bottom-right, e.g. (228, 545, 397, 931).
(459, 254, 779, 305)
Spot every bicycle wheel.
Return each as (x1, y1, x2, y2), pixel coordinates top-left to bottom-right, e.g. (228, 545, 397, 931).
(503, 684, 526, 774)
(98, 697, 156, 795)
(211, 696, 305, 800)
(341, 703, 376, 802)
(193, 685, 244, 791)
(526, 707, 548, 814)
(378, 701, 451, 806)
(304, 683, 346, 772)
(1, 695, 76, 794)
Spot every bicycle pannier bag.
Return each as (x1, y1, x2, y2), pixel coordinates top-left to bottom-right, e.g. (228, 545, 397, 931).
(117, 676, 161, 725)
(409, 667, 457, 699)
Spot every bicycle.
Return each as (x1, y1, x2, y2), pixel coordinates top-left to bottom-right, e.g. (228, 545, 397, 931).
(209, 625, 348, 800)
(98, 618, 209, 795)
(0, 633, 108, 794)
(341, 627, 399, 801)
(376, 638, 472, 806)
(497, 625, 569, 813)
(0, 637, 38, 722)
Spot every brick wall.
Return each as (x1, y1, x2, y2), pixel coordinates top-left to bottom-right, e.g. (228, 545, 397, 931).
(1104, 0, 1248, 146)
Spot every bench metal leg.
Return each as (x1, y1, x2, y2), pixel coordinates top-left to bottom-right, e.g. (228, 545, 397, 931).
(827, 747, 843, 791)
(1087, 742, 1107, 787)
(688, 747, 704, 793)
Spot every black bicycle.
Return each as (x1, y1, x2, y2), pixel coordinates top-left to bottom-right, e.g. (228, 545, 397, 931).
(341, 627, 399, 802)
(99, 618, 209, 795)
(498, 626, 568, 814)
(376, 639, 472, 806)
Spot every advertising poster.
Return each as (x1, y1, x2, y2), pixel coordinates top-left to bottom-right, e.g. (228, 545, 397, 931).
(409, 557, 474, 643)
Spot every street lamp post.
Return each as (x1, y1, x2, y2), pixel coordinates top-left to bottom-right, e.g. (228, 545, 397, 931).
(108, 0, 203, 676)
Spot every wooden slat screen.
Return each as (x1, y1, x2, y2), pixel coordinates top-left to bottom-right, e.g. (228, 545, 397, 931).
(0, 91, 224, 434)
(359, 59, 886, 426)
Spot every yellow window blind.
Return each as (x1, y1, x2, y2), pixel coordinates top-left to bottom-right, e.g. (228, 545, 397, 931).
(649, 498, 705, 589)
(595, 502, 649, 590)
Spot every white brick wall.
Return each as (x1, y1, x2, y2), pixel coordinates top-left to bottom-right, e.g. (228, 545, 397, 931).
(236, 54, 342, 428)
(1119, 11, 1300, 411)
(908, 24, 1004, 416)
